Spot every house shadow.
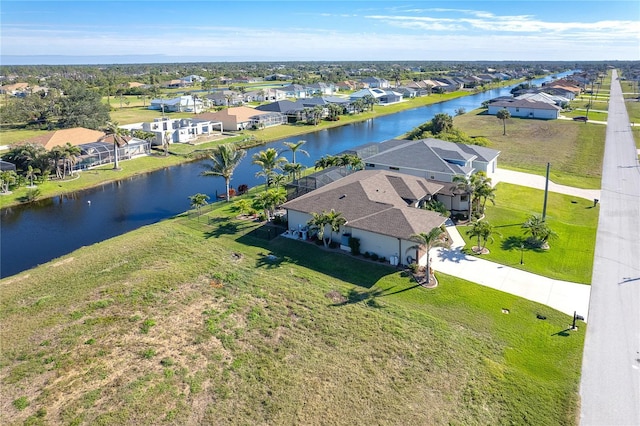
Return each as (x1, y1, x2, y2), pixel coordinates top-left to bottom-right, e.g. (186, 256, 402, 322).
(236, 232, 394, 289)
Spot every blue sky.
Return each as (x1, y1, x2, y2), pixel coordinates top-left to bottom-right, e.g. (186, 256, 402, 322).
(1, 1, 639, 64)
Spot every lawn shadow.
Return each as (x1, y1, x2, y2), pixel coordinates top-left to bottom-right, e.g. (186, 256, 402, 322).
(501, 235, 527, 251)
(331, 287, 386, 308)
(551, 328, 573, 337)
(204, 218, 243, 238)
(255, 251, 294, 269)
(379, 283, 422, 297)
(236, 233, 394, 289)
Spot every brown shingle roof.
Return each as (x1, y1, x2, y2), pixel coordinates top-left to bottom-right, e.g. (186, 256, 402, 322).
(19, 127, 106, 150)
(283, 170, 446, 240)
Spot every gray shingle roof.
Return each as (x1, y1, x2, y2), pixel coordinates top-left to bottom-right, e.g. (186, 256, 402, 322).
(282, 170, 445, 240)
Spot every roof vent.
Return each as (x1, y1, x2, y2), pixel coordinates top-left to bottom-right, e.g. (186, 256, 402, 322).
(339, 194, 347, 199)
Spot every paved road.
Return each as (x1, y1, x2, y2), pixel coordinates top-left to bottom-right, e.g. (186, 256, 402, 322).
(580, 70, 640, 425)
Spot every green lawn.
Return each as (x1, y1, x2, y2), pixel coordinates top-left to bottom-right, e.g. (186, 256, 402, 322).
(458, 182, 598, 284)
(0, 200, 584, 425)
(454, 110, 606, 189)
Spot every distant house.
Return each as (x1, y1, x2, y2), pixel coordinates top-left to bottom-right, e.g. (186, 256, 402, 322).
(255, 100, 306, 122)
(282, 169, 447, 266)
(205, 90, 244, 107)
(305, 82, 336, 96)
(487, 99, 562, 119)
(198, 106, 285, 131)
(180, 75, 206, 85)
(360, 77, 390, 89)
(243, 88, 287, 103)
(149, 96, 204, 113)
(163, 79, 188, 89)
(279, 84, 308, 99)
(350, 88, 403, 105)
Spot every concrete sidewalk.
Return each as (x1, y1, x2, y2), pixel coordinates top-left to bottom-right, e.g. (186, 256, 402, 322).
(492, 168, 601, 201)
(432, 220, 591, 321)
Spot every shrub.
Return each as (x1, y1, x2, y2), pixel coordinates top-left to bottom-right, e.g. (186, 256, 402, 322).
(348, 237, 361, 255)
(363, 251, 371, 258)
(141, 348, 156, 359)
(370, 253, 379, 261)
(378, 256, 386, 263)
(140, 318, 156, 334)
(13, 396, 29, 410)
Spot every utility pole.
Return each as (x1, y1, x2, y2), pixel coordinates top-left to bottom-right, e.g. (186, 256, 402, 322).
(542, 162, 550, 220)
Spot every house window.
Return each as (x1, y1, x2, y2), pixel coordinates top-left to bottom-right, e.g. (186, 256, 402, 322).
(516, 108, 519, 112)
(461, 195, 468, 202)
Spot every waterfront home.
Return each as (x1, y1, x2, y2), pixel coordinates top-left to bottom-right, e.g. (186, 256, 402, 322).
(149, 95, 204, 114)
(198, 107, 285, 131)
(487, 98, 562, 119)
(122, 117, 223, 145)
(18, 127, 106, 150)
(282, 169, 446, 266)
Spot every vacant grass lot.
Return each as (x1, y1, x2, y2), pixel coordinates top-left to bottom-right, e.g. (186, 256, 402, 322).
(454, 110, 606, 188)
(458, 183, 598, 284)
(0, 201, 584, 425)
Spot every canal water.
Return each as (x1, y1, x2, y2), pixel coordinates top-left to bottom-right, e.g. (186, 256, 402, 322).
(0, 72, 573, 278)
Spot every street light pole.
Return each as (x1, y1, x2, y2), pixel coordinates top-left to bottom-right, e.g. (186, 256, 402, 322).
(520, 244, 525, 265)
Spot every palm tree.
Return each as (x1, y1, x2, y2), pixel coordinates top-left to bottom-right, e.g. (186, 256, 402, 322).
(406, 227, 448, 284)
(522, 215, 558, 248)
(325, 209, 347, 246)
(466, 220, 494, 253)
(48, 145, 65, 179)
(101, 121, 128, 170)
(314, 154, 338, 170)
(61, 143, 81, 178)
(283, 162, 304, 181)
(496, 108, 511, 135)
(162, 131, 172, 157)
(25, 165, 40, 188)
(307, 209, 345, 248)
(188, 193, 209, 221)
(254, 188, 286, 221)
(0, 170, 17, 193)
(476, 179, 497, 214)
(252, 148, 287, 190)
(201, 144, 247, 202)
(282, 140, 309, 165)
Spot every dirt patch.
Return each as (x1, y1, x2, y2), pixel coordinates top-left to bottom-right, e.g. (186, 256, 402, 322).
(51, 257, 74, 267)
(325, 290, 347, 304)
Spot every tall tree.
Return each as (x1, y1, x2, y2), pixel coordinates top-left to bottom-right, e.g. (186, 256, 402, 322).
(61, 143, 81, 178)
(58, 83, 110, 130)
(522, 215, 558, 248)
(314, 154, 338, 170)
(496, 108, 511, 135)
(101, 121, 128, 170)
(431, 113, 454, 134)
(200, 144, 247, 202)
(282, 140, 309, 165)
(252, 148, 287, 190)
(253, 188, 286, 221)
(406, 227, 448, 284)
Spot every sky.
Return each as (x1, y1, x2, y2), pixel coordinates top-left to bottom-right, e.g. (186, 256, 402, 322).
(1, 0, 639, 65)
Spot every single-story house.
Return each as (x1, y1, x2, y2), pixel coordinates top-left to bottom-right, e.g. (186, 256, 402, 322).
(487, 99, 561, 119)
(205, 90, 244, 107)
(77, 137, 151, 170)
(282, 169, 447, 266)
(255, 100, 306, 122)
(516, 92, 570, 107)
(18, 127, 106, 150)
(198, 107, 285, 131)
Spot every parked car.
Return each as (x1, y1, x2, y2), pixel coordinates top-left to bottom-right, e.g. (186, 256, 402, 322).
(573, 116, 588, 122)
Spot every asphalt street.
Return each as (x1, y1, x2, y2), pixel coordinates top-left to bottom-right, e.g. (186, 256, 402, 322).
(580, 70, 640, 425)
